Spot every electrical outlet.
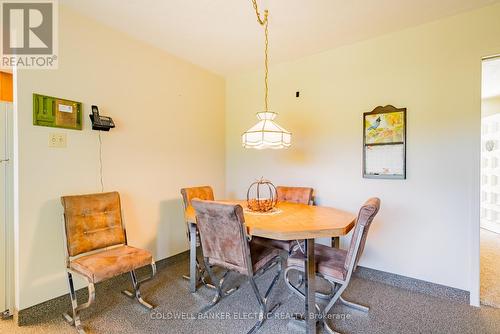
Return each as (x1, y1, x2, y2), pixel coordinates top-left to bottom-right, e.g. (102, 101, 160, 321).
(48, 133, 67, 148)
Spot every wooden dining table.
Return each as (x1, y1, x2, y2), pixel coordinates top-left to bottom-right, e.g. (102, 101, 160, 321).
(184, 200, 356, 334)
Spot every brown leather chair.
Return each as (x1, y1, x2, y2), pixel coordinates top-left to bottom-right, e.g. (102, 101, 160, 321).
(285, 198, 380, 333)
(253, 186, 314, 254)
(61, 192, 156, 334)
(277, 186, 314, 205)
(180, 186, 216, 292)
(192, 199, 282, 334)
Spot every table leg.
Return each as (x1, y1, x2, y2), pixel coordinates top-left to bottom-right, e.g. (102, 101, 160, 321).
(304, 238, 317, 334)
(189, 222, 198, 293)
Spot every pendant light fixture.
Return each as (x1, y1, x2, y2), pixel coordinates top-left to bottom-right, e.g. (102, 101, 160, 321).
(242, 0, 291, 150)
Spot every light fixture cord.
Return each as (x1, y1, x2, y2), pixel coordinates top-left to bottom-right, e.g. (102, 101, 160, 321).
(252, 0, 269, 112)
(98, 131, 104, 192)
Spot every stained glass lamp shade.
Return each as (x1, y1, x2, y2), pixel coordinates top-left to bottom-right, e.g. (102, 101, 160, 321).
(242, 112, 291, 149)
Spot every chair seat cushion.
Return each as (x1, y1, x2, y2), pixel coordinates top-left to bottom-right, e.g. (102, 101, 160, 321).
(287, 244, 347, 281)
(252, 236, 299, 252)
(250, 241, 281, 273)
(70, 245, 152, 283)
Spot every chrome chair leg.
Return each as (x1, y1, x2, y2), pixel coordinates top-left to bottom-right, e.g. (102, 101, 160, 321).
(316, 290, 335, 300)
(321, 321, 341, 334)
(318, 280, 348, 334)
(283, 266, 322, 313)
(182, 259, 216, 289)
(247, 257, 282, 334)
(198, 257, 225, 313)
(290, 242, 304, 287)
(217, 268, 239, 296)
(122, 262, 157, 309)
(247, 277, 267, 334)
(286, 266, 369, 334)
(264, 261, 282, 301)
(199, 256, 282, 333)
(184, 223, 218, 292)
(186, 222, 199, 292)
(200, 272, 217, 290)
(338, 296, 369, 312)
(62, 271, 95, 334)
(284, 266, 304, 299)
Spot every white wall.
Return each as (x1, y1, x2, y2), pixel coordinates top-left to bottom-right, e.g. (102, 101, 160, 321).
(226, 4, 500, 295)
(15, 5, 225, 310)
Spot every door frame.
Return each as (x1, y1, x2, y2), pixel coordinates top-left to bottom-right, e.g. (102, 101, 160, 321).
(0, 71, 14, 316)
(474, 54, 500, 308)
(3, 100, 13, 316)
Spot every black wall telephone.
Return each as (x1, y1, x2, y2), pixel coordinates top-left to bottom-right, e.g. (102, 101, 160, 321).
(90, 105, 115, 131)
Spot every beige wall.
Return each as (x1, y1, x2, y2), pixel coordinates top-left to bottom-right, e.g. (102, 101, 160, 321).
(15, 6, 225, 310)
(226, 4, 500, 295)
(482, 96, 500, 117)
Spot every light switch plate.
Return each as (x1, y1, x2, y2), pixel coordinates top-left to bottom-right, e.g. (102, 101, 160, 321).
(48, 133, 67, 148)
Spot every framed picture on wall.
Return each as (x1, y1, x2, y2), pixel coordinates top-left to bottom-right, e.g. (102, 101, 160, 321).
(363, 105, 406, 179)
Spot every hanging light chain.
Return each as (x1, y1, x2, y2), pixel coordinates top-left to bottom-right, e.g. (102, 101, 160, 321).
(252, 0, 269, 112)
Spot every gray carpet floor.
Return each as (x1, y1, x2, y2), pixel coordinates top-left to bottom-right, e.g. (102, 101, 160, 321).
(1, 255, 500, 334)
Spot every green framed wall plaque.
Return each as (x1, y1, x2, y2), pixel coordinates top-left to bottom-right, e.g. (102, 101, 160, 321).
(33, 94, 83, 130)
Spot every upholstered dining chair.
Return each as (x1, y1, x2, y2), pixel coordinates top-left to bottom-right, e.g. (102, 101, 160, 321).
(253, 186, 314, 254)
(180, 186, 217, 290)
(284, 197, 380, 334)
(276, 186, 314, 205)
(61, 192, 156, 334)
(192, 199, 282, 334)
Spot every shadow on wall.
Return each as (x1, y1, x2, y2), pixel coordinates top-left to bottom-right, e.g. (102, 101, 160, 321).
(278, 115, 316, 165)
(119, 192, 158, 256)
(119, 192, 187, 262)
(21, 198, 71, 307)
(157, 198, 187, 257)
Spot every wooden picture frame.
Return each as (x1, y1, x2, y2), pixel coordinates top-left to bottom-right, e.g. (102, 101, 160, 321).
(363, 105, 406, 179)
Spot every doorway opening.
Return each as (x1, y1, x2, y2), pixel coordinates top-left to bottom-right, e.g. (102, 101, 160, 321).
(0, 70, 14, 317)
(480, 56, 500, 308)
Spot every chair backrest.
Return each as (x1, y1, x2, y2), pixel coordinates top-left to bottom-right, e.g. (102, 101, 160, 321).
(344, 197, 380, 273)
(61, 191, 126, 257)
(180, 186, 214, 209)
(276, 186, 313, 205)
(191, 199, 252, 276)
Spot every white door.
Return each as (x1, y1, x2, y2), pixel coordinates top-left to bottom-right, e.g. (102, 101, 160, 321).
(0, 101, 12, 314)
(0, 102, 7, 313)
